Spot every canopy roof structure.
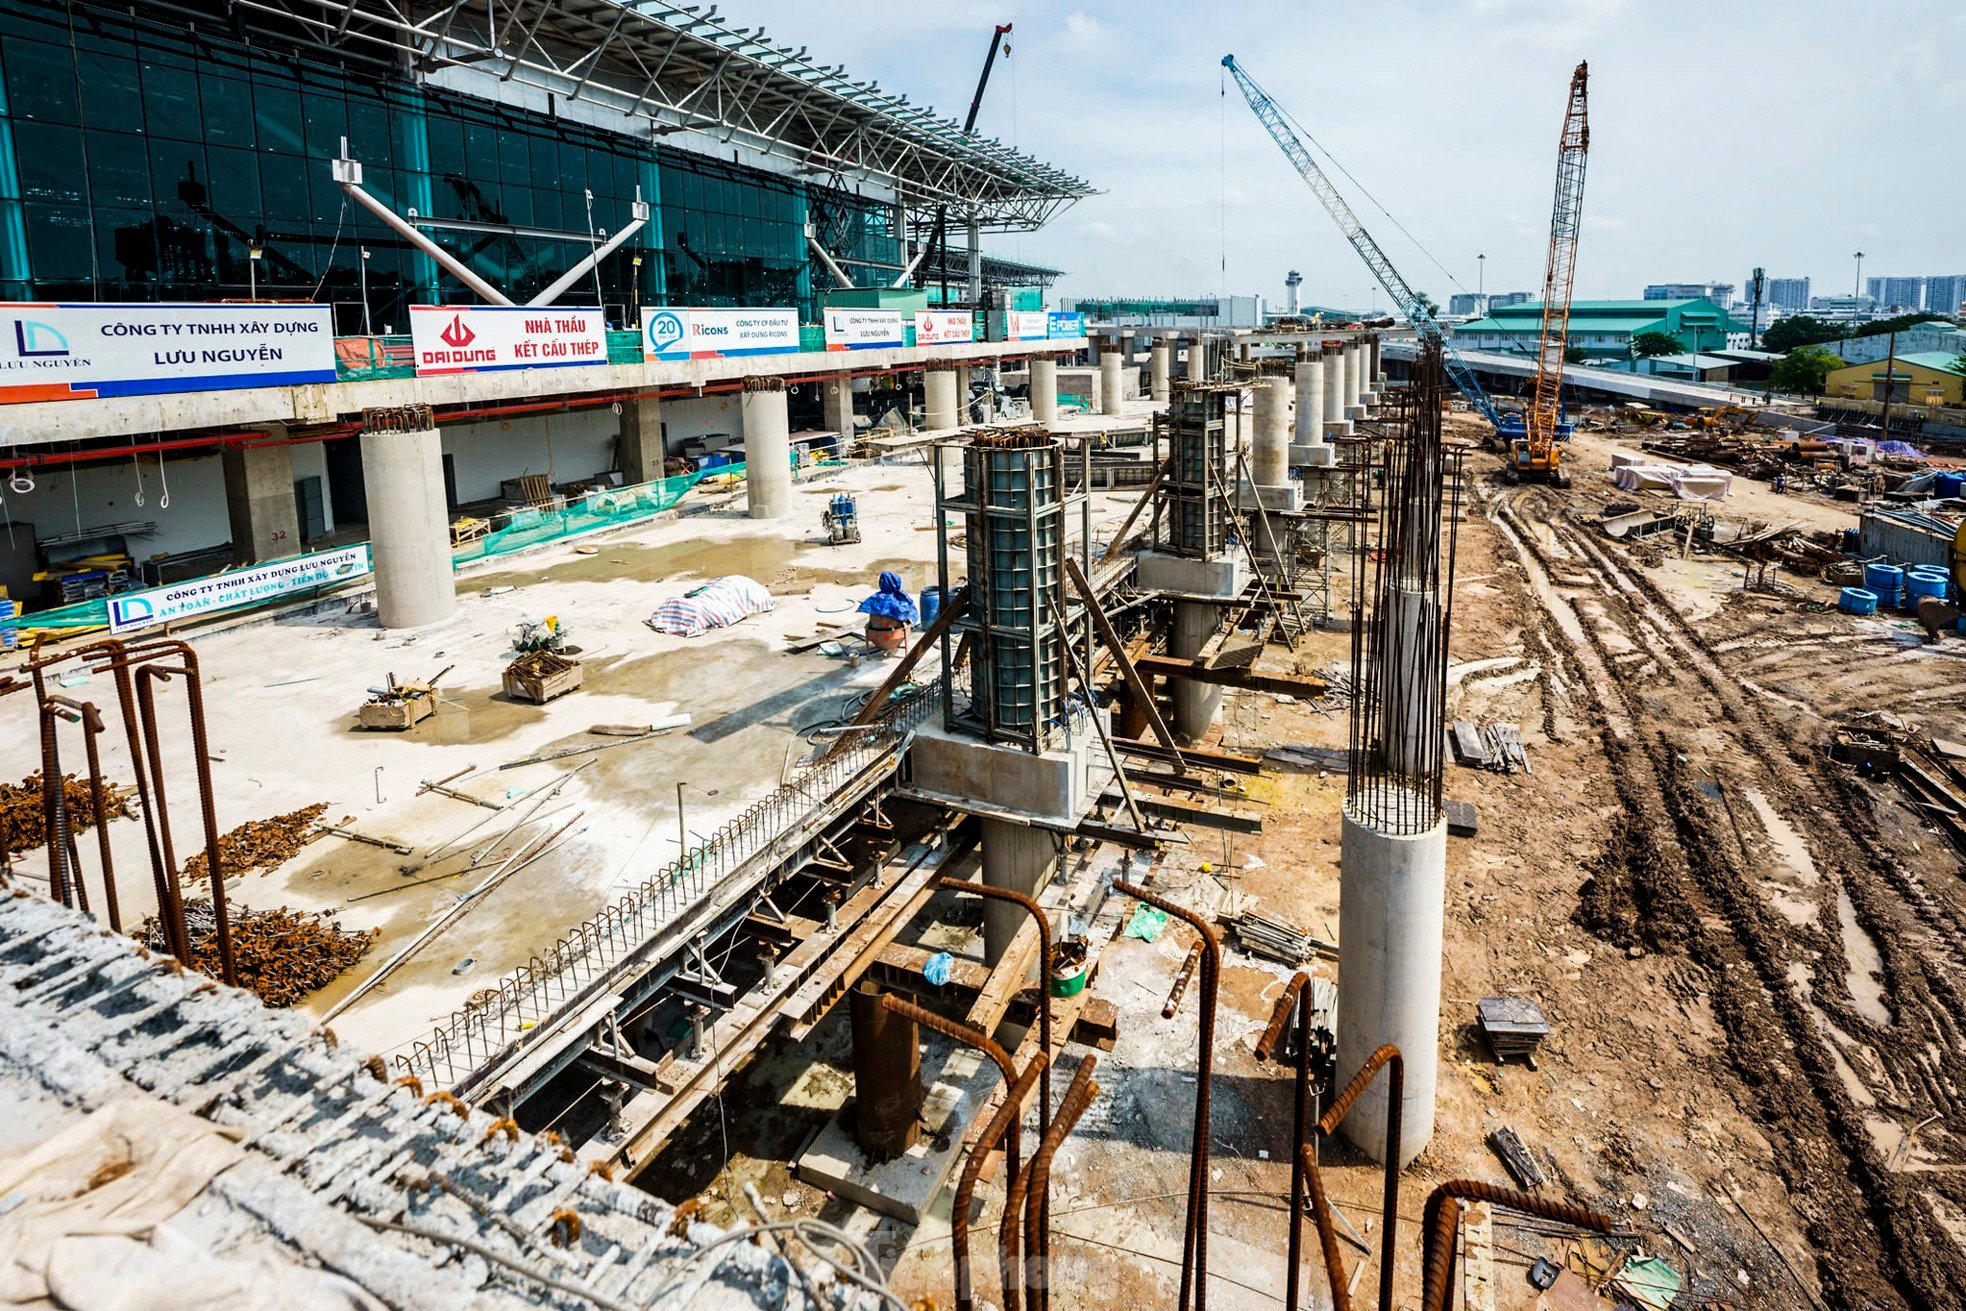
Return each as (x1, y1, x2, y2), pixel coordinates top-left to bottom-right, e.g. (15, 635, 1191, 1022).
(212, 0, 1094, 230)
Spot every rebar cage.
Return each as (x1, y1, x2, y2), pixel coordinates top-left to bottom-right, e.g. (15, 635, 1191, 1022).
(1346, 346, 1464, 835)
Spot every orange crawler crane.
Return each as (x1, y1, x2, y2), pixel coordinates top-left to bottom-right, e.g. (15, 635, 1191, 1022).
(1512, 62, 1590, 487)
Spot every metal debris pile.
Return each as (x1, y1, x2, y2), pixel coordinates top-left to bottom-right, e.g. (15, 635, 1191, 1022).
(182, 803, 329, 882)
(1229, 910, 1337, 965)
(0, 773, 135, 855)
(143, 899, 378, 1008)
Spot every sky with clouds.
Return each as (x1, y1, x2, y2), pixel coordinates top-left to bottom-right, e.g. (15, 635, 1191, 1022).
(733, 0, 1965, 311)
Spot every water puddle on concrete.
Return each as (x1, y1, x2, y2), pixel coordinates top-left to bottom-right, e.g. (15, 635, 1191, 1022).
(464, 535, 801, 592)
(1837, 886, 1892, 1026)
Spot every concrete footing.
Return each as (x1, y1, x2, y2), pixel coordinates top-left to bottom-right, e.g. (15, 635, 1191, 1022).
(742, 380, 791, 519)
(1335, 797, 1447, 1168)
(359, 424, 455, 630)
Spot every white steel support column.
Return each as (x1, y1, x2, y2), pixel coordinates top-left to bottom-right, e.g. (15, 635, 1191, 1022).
(979, 817, 1059, 965)
(1169, 600, 1224, 740)
(924, 366, 959, 431)
(1029, 356, 1058, 423)
(1336, 802, 1448, 1167)
(360, 422, 455, 630)
(1150, 339, 1171, 401)
(742, 379, 792, 520)
(1323, 349, 1352, 438)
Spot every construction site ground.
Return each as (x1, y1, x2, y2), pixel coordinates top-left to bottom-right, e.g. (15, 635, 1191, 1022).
(12, 403, 1966, 1309)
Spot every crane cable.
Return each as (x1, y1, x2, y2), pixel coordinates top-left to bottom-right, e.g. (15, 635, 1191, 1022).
(1263, 87, 1471, 298)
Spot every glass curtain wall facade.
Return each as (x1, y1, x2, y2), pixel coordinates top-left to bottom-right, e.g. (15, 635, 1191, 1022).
(0, 1, 896, 329)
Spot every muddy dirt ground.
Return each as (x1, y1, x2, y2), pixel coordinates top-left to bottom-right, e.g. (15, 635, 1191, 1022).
(858, 419, 1966, 1310)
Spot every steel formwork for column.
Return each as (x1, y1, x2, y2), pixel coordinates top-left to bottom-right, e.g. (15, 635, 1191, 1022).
(1154, 384, 1233, 560)
(933, 430, 1089, 754)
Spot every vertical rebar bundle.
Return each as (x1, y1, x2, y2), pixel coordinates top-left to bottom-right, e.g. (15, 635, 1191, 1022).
(1345, 345, 1463, 835)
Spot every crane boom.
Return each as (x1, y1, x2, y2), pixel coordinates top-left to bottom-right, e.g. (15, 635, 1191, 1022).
(1525, 62, 1590, 462)
(1221, 55, 1500, 426)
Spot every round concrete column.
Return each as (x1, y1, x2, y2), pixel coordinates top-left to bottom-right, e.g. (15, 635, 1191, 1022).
(956, 365, 973, 424)
(1369, 334, 1384, 391)
(924, 364, 959, 431)
(1322, 350, 1351, 438)
(1187, 335, 1209, 382)
(1029, 356, 1059, 423)
(980, 817, 1059, 965)
(742, 378, 792, 520)
(1100, 350, 1124, 416)
(1335, 799, 1447, 1168)
(1295, 356, 1325, 445)
(1345, 344, 1365, 419)
(1150, 340, 1171, 401)
(359, 422, 455, 630)
(1252, 377, 1290, 487)
(1169, 600, 1224, 740)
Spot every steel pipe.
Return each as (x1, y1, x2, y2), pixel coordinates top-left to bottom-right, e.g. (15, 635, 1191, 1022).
(1114, 880, 1221, 1311)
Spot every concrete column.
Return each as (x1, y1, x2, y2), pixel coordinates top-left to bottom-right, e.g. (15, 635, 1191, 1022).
(1369, 334, 1384, 390)
(1187, 335, 1209, 382)
(924, 365, 959, 431)
(1335, 803, 1448, 1167)
(1030, 356, 1058, 423)
(956, 365, 973, 424)
(822, 378, 854, 454)
(222, 441, 300, 564)
(1345, 344, 1366, 420)
(1150, 340, 1171, 401)
(980, 818, 1059, 965)
(617, 395, 664, 484)
(359, 422, 455, 629)
(1323, 350, 1352, 438)
(1169, 600, 1224, 740)
(742, 378, 792, 520)
(1295, 356, 1325, 445)
(1100, 349, 1124, 416)
(849, 981, 922, 1160)
(1252, 377, 1290, 487)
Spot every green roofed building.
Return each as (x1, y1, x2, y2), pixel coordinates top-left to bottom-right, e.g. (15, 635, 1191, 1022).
(1451, 299, 1748, 357)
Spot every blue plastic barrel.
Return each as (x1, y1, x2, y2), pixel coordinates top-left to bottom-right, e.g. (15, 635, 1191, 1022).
(920, 586, 943, 627)
(1839, 587, 1879, 615)
(1936, 471, 1965, 498)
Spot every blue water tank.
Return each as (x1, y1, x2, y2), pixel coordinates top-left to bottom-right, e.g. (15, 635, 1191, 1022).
(1839, 587, 1879, 615)
(920, 586, 943, 627)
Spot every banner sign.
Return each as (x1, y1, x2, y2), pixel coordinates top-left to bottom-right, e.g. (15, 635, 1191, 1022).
(913, 310, 974, 346)
(823, 308, 906, 350)
(0, 303, 335, 404)
(1047, 311, 1086, 339)
(642, 307, 800, 361)
(411, 305, 605, 376)
(106, 545, 372, 634)
(1004, 311, 1050, 341)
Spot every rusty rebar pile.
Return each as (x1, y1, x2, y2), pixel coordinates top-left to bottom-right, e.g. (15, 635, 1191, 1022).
(0, 773, 134, 855)
(182, 803, 328, 882)
(144, 899, 377, 1008)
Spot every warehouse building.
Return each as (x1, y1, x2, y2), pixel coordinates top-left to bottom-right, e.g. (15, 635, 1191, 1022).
(1452, 298, 1746, 357)
(1823, 352, 1966, 408)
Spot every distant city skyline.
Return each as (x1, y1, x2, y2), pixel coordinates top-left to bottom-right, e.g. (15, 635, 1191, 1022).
(732, 1, 1966, 311)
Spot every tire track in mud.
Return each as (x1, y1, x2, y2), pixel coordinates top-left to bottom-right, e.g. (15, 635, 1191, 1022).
(1488, 484, 1966, 1310)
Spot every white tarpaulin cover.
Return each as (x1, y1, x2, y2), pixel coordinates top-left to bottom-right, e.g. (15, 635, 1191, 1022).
(1610, 461, 1733, 501)
(648, 575, 775, 637)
